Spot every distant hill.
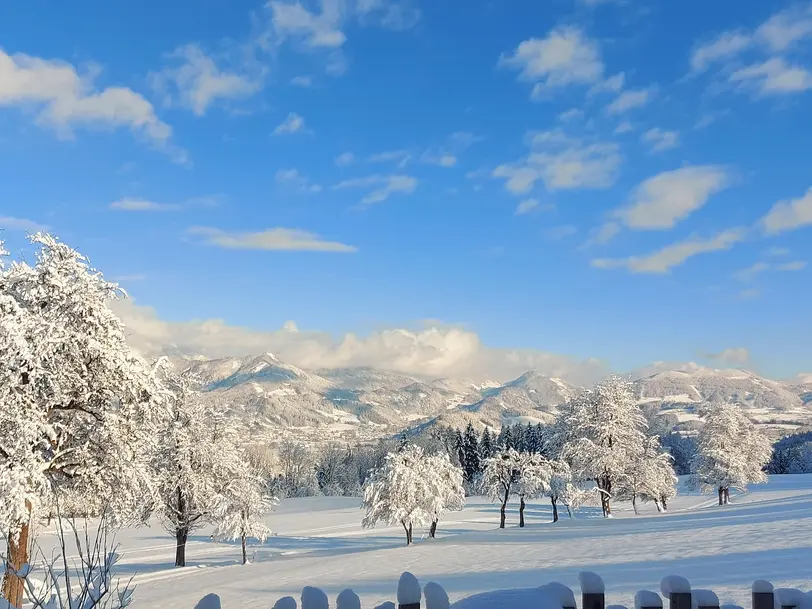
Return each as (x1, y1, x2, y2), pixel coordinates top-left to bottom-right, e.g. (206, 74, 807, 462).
(176, 353, 812, 443)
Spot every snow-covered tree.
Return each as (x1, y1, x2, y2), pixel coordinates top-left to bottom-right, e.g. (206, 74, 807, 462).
(559, 375, 648, 518)
(423, 451, 465, 538)
(361, 445, 433, 545)
(615, 437, 676, 515)
(212, 473, 277, 565)
(152, 363, 247, 566)
(482, 449, 521, 529)
(479, 428, 495, 461)
(514, 453, 552, 527)
(0, 234, 163, 606)
(461, 423, 481, 487)
(547, 460, 588, 522)
(689, 402, 772, 505)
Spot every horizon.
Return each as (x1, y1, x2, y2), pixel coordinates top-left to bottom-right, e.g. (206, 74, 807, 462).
(2, 0, 811, 383)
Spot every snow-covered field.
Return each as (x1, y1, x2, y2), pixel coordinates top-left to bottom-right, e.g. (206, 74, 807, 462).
(37, 475, 812, 608)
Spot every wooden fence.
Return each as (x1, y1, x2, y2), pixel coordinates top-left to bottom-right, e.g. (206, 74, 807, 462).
(192, 571, 812, 609)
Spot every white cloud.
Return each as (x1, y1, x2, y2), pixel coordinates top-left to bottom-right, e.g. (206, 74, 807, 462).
(421, 153, 457, 167)
(273, 112, 306, 135)
(500, 26, 603, 96)
(335, 151, 355, 166)
(641, 128, 680, 152)
(703, 347, 751, 365)
(148, 44, 262, 116)
(588, 72, 625, 96)
(755, 4, 812, 52)
(186, 226, 357, 252)
(558, 108, 585, 123)
(591, 228, 746, 274)
(734, 259, 806, 282)
(766, 246, 790, 257)
(613, 120, 634, 134)
(368, 149, 411, 165)
(275, 168, 322, 193)
(605, 87, 655, 114)
(729, 58, 812, 95)
(109, 198, 181, 212)
(291, 75, 314, 87)
(0, 49, 182, 159)
(493, 129, 621, 194)
(110, 299, 607, 384)
(690, 32, 753, 72)
(761, 187, 812, 234)
(333, 174, 417, 204)
(613, 165, 730, 231)
(514, 198, 540, 215)
(268, 0, 347, 48)
(0, 216, 50, 232)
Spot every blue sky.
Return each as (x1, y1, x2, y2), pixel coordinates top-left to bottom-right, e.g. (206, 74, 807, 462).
(1, 0, 811, 382)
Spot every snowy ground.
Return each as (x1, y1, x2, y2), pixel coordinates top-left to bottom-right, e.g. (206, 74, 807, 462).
(34, 475, 812, 608)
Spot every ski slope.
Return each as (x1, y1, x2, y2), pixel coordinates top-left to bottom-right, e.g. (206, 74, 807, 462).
(36, 475, 812, 608)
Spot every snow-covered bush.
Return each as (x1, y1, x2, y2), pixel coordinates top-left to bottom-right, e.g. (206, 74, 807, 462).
(0, 234, 164, 605)
(424, 451, 465, 537)
(514, 453, 553, 527)
(689, 402, 772, 505)
(768, 431, 812, 474)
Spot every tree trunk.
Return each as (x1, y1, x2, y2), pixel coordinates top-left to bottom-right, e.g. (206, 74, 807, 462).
(661, 495, 668, 512)
(723, 488, 730, 505)
(408, 523, 413, 544)
(718, 486, 724, 506)
(519, 497, 526, 528)
(499, 487, 509, 529)
(1, 519, 30, 609)
(599, 477, 612, 518)
(429, 519, 437, 538)
(654, 499, 663, 513)
(175, 526, 189, 567)
(241, 533, 247, 565)
(566, 505, 572, 519)
(632, 494, 638, 515)
(551, 497, 559, 523)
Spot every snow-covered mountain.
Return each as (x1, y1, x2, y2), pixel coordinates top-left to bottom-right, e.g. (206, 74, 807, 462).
(177, 353, 812, 442)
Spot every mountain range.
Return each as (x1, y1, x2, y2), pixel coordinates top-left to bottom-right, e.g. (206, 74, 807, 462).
(179, 353, 812, 444)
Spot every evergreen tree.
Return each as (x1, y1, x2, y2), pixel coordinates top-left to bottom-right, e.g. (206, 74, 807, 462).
(462, 423, 481, 485)
(480, 428, 495, 461)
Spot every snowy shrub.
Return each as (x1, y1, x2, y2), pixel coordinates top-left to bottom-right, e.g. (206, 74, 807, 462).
(768, 431, 812, 474)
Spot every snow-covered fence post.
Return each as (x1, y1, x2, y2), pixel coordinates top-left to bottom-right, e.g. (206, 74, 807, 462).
(273, 597, 298, 609)
(338, 589, 362, 609)
(661, 576, 692, 609)
(302, 586, 330, 609)
(774, 589, 804, 609)
(194, 593, 222, 609)
(635, 590, 663, 609)
(424, 582, 450, 609)
(751, 580, 774, 609)
(542, 582, 577, 609)
(399, 572, 422, 609)
(580, 571, 606, 609)
(693, 590, 719, 609)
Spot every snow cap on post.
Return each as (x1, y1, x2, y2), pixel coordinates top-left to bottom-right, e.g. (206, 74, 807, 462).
(774, 589, 804, 609)
(398, 572, 422, 608)
(274, 598, 298, 609)
(337, 589, 362, 609)
(580, 572, 606, 609)
(660, 577, 691, 596)
(692, 590, 719, 609)
(580, 572, 606, 595)
(450, 587, 562, 609)
(375, 603, 397, 609)
(635, 590, 663, 609)
(424, 582, 450, 609)
(607, 605, 629, 609)
(752, 582, 774, 594)
(542, 582, 577, 609)
(194, 593, 222, 609)
(302, 586, 330, 609)
(751, 581, 774, 609)
(720, 605, 743, 609)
